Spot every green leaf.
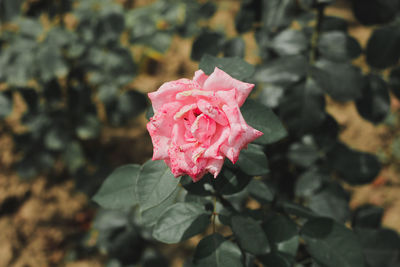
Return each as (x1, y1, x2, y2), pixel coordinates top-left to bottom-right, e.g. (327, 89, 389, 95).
(254, 55, 308, 86)
(279, 79, 326, 135)
(241, 99, 287, 145)
(44, 127, 69, 151)
(327, 142, 381, 185)
(247, 179, 274, 203)
(152, 202, 210, 244)
(288, 142, 319, 168)
(191, 32, 224, 61)
(140, 186, 180, 226)
(137, 31, 172, 53)
(37, 44, 68, 82)
(137, 160, 180, 211)
(108, 90, 147, 126)
(280, 201, 319, 219)
(263, 214, 299, 257)
(356, 74, 390, 124)
(212, 168, 251, 195)
(258, 252, 293, 267)
(352, 0, 398, 25)
(231, 215, 270, 255)
(366, 25, 400, 69)
(318, 31, 362, 62)
(235, 1, 257, 33)
(6, 49, 35, 87)
(301, 218, 366, 267)
(0, 0, 24, 21)
(320, 16, 348, 32)
(199, 54, 255, 80)
(0, 92, 13, 119)
(355, 228, 400, 267)
(236, 144, 269, 176)
(389, 66, 400, 100)
(63, 141, 85, 173)
(95, 11, 125, 45)
(145, 106, 154, 120)
(311, 59, 365, 101)
(181, 175, 213, 196)
(270, 29, 308, 56)
(92, 164, 140, 209)
(193, 233, 242, 267)
(17, 18, 43, 38)
(258, 83, 285, 109)
(262, 0, 296, 30)
(352, 205, 384, 229)
(295, 169, 326, 198)
(76, 115, 101, 140)
(308, 182, 350, 223)
(223, 37, 245, 58)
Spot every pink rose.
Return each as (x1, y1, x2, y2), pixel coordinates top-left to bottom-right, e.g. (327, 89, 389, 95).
(147, 67, 263, 182)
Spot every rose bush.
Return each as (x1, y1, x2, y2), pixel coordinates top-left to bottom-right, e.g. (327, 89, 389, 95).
(147, 67, 263, 181)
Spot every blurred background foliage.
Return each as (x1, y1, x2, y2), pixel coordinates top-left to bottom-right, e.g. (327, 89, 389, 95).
(1, 0, 400, 266)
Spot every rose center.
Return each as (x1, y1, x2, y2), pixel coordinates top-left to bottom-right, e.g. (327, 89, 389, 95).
(183, 109, 216, 146)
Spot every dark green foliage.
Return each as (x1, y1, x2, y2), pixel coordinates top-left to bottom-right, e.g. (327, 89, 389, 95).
(191, 32, 225, 61)
(270, 29, 308, 56)
(318, 31, 362, 61)
(193, 234, 242, 267)
(301, 218, 366, 267)
(366, 25, 400, 69)
(263, 214, 299, 258)
(236, 144, 269, 176)
(3, 0, 399, 266)
(308, 182, 350, 223)
(93, 165, 140, 209)
(311, 59, 365, 101)
(355, 228, 400, 267)
(0, 92, 13, 119)
(136, 160, 180, 211)
(279, 78, 326, 135)
(247, 179, 274, 203)
(254, 55, 308, 86)
(241, 99, 287, 145)
(212, 168, 251, 196)
(352, 205, 384, 229)
(231, 215, 270, 255)
(152, 202, 210, 244)
(223, 37, 245, 58)
(356, 74, 391, 124)
(352, 0, 399, 25)
(199, 54, 255, 80)
(235, 0, 260, 34)
(327, 143, 381, 185)
(390, 66, 400, 100)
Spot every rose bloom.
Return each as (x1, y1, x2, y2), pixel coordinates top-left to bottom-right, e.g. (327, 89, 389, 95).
(147, 67, 263, 182)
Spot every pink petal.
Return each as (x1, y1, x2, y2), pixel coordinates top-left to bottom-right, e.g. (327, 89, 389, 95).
(197, 99, 228, 126)
(146, 102, 182, 160)
(203, 126, 230, 159)
(193, 70, 208, 87)
(190, 114, 216, 145)
(219, 104, 263, 163)
(148, 79, 199, 112)
(205, 158, 224, 178)
(203, 67, 255, 107)
(167, 145, 208, 182)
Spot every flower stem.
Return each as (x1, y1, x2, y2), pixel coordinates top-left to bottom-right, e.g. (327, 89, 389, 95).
(309, 3, 325, 65)
(212, 196, 217, 233)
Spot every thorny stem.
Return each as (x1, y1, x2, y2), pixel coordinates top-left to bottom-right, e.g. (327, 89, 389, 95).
(309, 3, 326, 65)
